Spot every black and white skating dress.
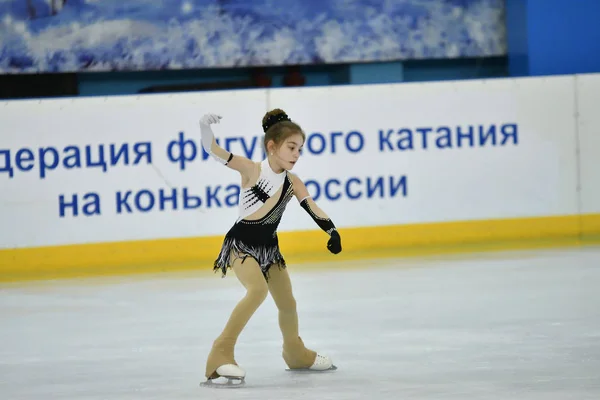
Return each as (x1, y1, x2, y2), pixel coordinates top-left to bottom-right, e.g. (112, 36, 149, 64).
(213, 158, 295, 279)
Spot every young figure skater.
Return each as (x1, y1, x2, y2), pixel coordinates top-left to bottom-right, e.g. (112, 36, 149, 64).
(198, 109, 342, 385)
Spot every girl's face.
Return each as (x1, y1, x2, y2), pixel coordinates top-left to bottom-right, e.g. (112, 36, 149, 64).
(272, 133, 304, 171)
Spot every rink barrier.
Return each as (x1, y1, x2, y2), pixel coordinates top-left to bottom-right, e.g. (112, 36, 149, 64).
(1, 213, 599, 282)
(582, 214, 600, 235)
(2, 73, 600, 282)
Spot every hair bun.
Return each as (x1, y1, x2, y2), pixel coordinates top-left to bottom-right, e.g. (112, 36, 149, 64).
(262, 110, 291, 133)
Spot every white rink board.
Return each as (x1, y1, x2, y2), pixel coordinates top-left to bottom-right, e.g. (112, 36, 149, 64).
(271, 77, 579, 232)
(0, 75, 585, 249)
(0, 90, 269, 249)
(576, 74, 600, 215)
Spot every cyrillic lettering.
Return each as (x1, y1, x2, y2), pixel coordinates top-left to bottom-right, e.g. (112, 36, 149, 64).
(135, 190, 155, 212)
(224, 137, 238, 152)
(183, 188, 202, 209)
(456, 126, 474, 148)
(324, 178, 342, 200)
(225, 184, 240, 207)
(435, 127, 453, 149)
(15, 148, 35, 172)
(158, 188, 178, 211)
(59, 192, 101, 217)
(296, 175, 409, 202)
(0, 150, 13, 178)
(109, 143, 129, 166)
(39, 147, 60, 178)
(479, 125, 497, 146)
(397, 129, 413, 150)
(389, 176, 408, 197)
(307, 133, 326, 155)
(415, 128, 432, 149)
(116, 191, 133, 214)
(82, 193, 101, 216)
(59, 194, 78, 217)
(63, 146, 82, 169)
(345, 177, 362, 200)
(240, 137, 258, 160)
(133, 142, 152, 164)
(167, 132, 197, 170)
(346, 131, 364, 153)
(366, 177, 385, 198)
(330, 132, 343, 154)
(85, 145, 108, 172)
(378, 129, 394, 151)
(377, 124, 518, 151)
(500, 124, 518, 145)
(206, 186, 222, 208)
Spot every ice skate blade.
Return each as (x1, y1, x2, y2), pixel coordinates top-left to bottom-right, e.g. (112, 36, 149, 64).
(285, 365, 337, 373)
(200, 376, 246, 389)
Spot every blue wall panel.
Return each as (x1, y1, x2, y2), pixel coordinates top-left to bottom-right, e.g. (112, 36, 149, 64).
(506, 0, 600, 76)
(527, 0, 600, 76)
(504, 0, 529, 76)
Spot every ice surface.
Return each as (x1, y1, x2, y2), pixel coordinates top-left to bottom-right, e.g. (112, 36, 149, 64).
(1, 247, 600, 399)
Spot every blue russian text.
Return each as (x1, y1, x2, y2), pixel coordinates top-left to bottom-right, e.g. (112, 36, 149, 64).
(58, 193, 101, 217)
(115, 184, 240, 213)
(1, 142, 153, 179)
(378, 123, 519, 151)
(305, 131, 365, 155)
(304, 175, 408, 202)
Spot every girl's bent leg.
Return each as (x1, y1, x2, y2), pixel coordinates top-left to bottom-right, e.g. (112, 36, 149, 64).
(205, 255, 268, 379)
(266, 265, 317, 369)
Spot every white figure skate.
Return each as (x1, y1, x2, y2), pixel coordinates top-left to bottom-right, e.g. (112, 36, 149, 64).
(285, 354, 337, 373)
(200, 364, 246, 388)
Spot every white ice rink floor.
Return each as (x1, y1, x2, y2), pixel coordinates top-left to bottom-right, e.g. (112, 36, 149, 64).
(1, 247, 600, 400)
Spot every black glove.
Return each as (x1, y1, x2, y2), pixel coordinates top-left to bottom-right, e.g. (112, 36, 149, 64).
(327, 230, 342, 254)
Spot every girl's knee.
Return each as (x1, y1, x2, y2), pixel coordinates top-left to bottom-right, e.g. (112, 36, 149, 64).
(274, 293, 296, 313)
(247, 280, 269, 303)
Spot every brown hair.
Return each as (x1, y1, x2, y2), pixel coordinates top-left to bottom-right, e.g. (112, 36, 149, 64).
(262, 108, 305, 153)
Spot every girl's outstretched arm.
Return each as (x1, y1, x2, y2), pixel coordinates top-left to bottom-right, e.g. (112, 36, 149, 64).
(290, 173, 342, 254)
(199, 113, 256, 180)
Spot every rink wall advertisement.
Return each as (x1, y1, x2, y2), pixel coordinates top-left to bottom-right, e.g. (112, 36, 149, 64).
(0, 73, 599, 280)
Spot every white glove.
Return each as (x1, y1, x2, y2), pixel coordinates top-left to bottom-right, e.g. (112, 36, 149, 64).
(200, 113, 222, 126)
(199, 113, 227, 164)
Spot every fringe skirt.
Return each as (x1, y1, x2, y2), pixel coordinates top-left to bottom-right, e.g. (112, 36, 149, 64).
(213, 220, 286, 280)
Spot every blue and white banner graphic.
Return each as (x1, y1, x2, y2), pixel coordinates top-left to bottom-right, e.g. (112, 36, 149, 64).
(0, 0, 506, 73)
